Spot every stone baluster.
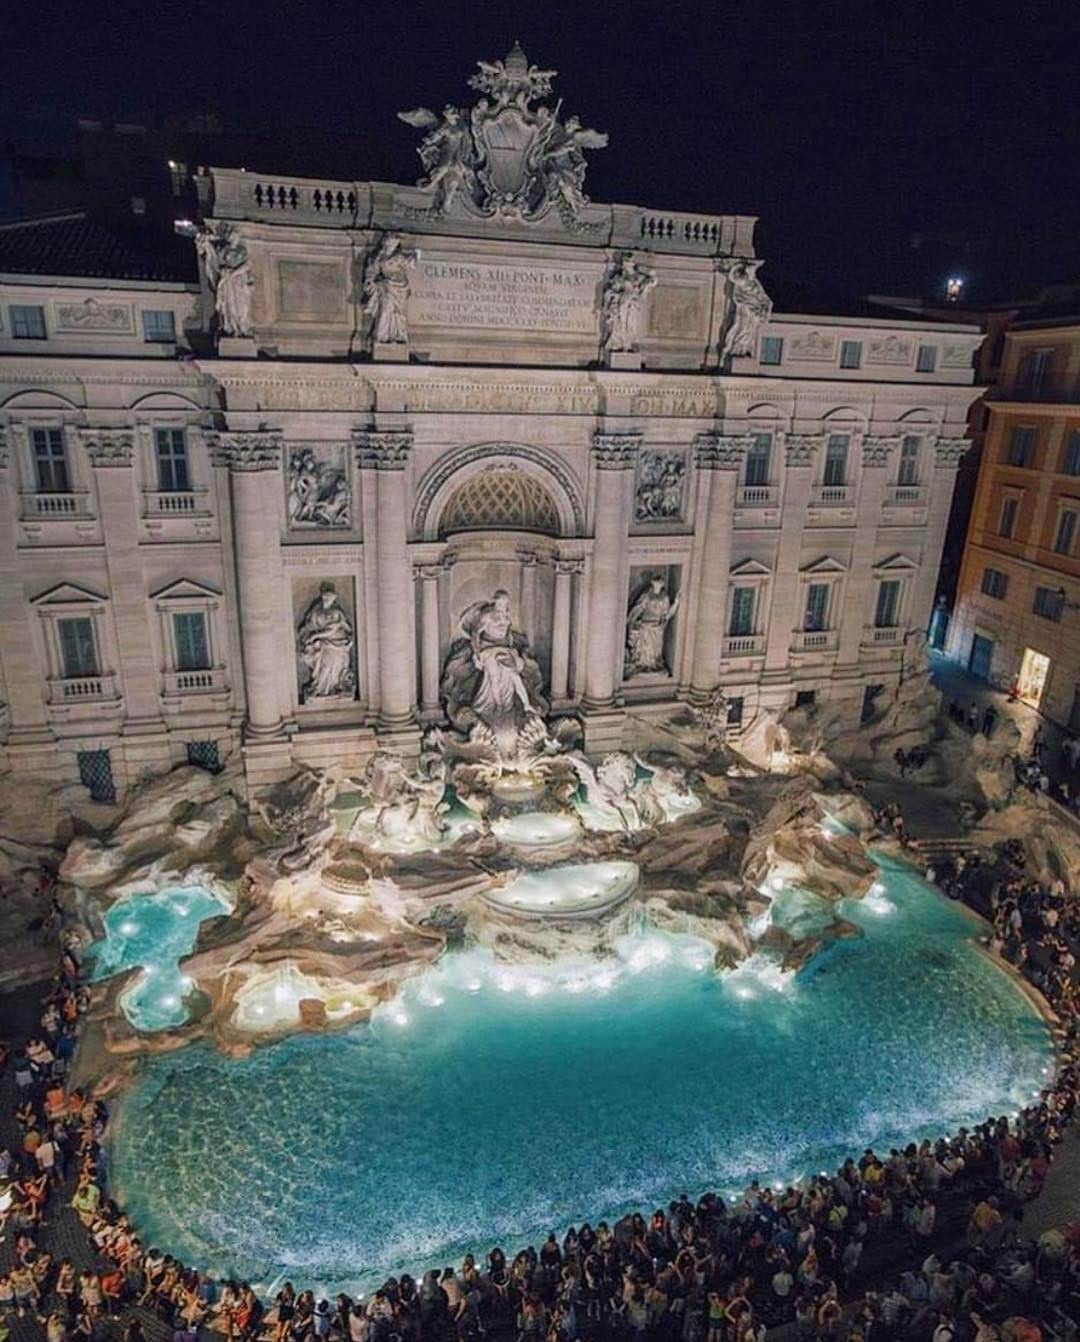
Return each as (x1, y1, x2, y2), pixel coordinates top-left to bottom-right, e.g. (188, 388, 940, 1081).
(583, 433, 639, 709)
(687, 433, 745, 701)
(356, 430, 416, 730)
(550, 558, 582, 704)
(212, 431, 286, 737)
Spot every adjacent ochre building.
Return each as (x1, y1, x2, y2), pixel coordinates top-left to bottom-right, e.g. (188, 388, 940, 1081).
(0, 50, 982, 799)
(948, 310, 1080, 726)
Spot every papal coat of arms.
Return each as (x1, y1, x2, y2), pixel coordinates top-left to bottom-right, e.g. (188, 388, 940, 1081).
(398, 43, 608, 224)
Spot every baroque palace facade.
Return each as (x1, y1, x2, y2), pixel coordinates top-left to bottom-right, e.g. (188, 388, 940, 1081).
(0, 49, 982, 798)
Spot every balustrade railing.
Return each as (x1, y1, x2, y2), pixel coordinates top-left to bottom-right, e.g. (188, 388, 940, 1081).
(738, 485, 778, 507)
(145, 489, 207, 516)
(812, 484, 851, 506)
(793, 629, 838, 652)
(21, 491, 91, 519)
(723, 633, 764, 656)
(163, 667, 227, 696)
(47, 673, 118, 703)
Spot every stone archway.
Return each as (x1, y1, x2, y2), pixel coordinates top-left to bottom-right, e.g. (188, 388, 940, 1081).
(437, 468, 561, 538)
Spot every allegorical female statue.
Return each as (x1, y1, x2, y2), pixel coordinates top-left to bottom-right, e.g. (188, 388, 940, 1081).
(600, 253, 656, 358)
(297, 582, 355, 700)
(195, 224, 254, 338)
(624, 575, 679, 676)
(362, 233, 417, 346)
(440, 589, 547, 761)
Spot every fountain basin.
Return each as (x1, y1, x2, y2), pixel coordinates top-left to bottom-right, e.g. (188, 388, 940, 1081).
(481, 860, 640, 920)
(490, 809, 583, 858)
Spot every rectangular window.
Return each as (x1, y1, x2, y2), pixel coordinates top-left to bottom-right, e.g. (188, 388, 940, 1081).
(804, 582, 830, 632)
(726, 696, 744, 726)
(729, 587, 756, 636)
(897, 436, 920, 485)
(1062, 431, 1080, 476)
(1006, 426, 1036, 467)
(981, 568, 1009, 599)
(1033, 585, 1064, 621)
(154, 427, 190, 491)
(10, 304, 46, 339)
(1054, 509, 1078, 556)
(31, 427, 70, 493)
(77, 749, 115, 804)
(186, 740, 221, 773)
(999, 496, 1019, 538)
(760, 335, 783, 366)
(823, 435, 849, 486)
(1019, 348, 1052, 397)
(142, 309, 176, 342)
(57, 617, 98, 678)
(916, 344, 937, 373)
(874, 579, 901, 628)
(744, 433, 772, 486)
(173, 611, 210, 671)
(839, 340, 862, 369)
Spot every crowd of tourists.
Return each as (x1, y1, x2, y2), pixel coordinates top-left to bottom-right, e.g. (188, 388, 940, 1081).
(1, 833, 1078, 1342)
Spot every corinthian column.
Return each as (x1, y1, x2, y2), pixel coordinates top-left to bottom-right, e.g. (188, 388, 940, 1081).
(583, 433, 639, 709)
(212, 430, 285, 737)
(687, 434, 744, 700)
(356, 430, 415, 729)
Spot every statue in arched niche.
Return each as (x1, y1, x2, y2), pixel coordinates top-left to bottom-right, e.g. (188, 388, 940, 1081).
(440, 588, 548, 762)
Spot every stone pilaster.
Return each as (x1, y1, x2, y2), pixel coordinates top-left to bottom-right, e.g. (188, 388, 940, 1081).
(417, 563, 442, 715)
(687, 433, 744, 700)
(81, 429, 169, 772)
(550, 558, 582, 705)
(835, 436, 896, 667)
(761, 435, 817, 672)
(211, 430, 288, 743)
(356, 429, 416, 731)
(910, 437, 968, 631)
(583, 432, 639, 713)
(0, 428, 55, 760)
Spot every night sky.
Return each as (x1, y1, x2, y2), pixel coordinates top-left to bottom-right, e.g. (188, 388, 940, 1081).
(8, 0, 1080, 299)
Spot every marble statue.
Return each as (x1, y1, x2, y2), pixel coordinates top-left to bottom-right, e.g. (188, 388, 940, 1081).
(624, 576, 679, 677)
(441, 588, 548, 763)
(601, 254, 655, 357)
(399, 46, 607, 222)
(195, 224, 254, 338)
(287, 447, 349, 528)
(720, 259, 773, 362)
(297, 582, 355, 701)
(361, 234, 417, 346)
(570, 751, 696, 832)
(635, 450, 686, 521)
(347, 751, 450, 849)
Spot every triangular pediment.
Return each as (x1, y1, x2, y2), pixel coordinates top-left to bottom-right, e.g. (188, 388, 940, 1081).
(729, 557, 772, 577)
(874, 552, 920, 572)
(150, 578, 222, 602)
(29, 581, 108, 607)
(800, 555, 848, 575)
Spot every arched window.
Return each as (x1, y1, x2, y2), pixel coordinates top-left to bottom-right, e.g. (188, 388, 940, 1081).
(438, 470, 560, 538)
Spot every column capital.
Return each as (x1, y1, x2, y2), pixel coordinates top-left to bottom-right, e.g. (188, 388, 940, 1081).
(208, 430, 283, 472)
(784, 434, 825, 467)
(79, 428, 136, 468)
(555, 557, 585, 577)
(591, 431, 641, 470)
(354, 429, 413, 470)
(693, 432, 747, 470)
(862, 436, 901, 467)
(415, 562, 444, 582)
(935, 436, 970, 467)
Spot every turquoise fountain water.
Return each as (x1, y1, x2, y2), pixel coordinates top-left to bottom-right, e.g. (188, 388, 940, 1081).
(109, 855, 1051, 1292)
(88, 885, 230, 1032)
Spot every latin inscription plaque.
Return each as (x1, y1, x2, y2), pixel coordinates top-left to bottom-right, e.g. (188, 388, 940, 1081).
(410, 261, 597, 334)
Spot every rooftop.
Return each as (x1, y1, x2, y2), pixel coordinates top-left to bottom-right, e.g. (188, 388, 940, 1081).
(0, 210, 195, 284)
